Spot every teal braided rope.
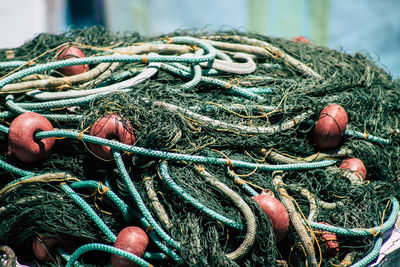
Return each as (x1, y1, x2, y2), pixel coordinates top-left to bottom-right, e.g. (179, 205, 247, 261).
(0, 37, 216, 88)
(69, 180, 132, 223)
(170, 36, 216, 62)
(350, 236, 383, 267)
(143, 252, 168, 261)
(180, 63, 202, 89)
(262, 63, 282, 69)
(188, 103, 276, 113)
(201, 76, 265, 101)
(246, 87, 274, 94)
(5, 95, 27, 113)
(114, 151, 181, 251)
(102, 69, 142, 86)
(61, 183, 117, 242)
(226, 169, 258, 197)
(59, 187, 167, 261)
(35, 129, 338, 171)
(171, 62, 221, 76)
(15, 96, 277, 116)
(0, 111, 13, 119)
(308, 197, 399, 236)
(159, 162, 244, 230)
(0, 61, 27, 68)
(180, 49, 203, 90)
(161, 63, 263, 101)
(345, 129, 391, 145)
(0, 124, 9, 134)
(58, 248, 84, 267)
(65, 243, 151, 267)
(68, 181, 181, 263)
(17, 92, 101, 110)
(0, 159, 34, 177)
(6, 95, 84, 121)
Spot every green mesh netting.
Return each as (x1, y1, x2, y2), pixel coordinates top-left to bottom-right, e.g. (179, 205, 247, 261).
(0, 26, 399, 267)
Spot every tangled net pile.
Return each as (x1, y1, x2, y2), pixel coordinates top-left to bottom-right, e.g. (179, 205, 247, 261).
(0, 27, 399, 267)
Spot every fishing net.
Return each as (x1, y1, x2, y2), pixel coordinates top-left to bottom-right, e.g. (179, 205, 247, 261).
(0, 26, 399, 267)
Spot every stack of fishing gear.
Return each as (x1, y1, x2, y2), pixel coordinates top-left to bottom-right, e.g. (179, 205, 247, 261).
(0, 27, 399, 267)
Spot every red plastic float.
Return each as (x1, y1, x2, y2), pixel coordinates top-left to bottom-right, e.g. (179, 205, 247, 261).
(56, 45, 89, 76)
(291, 36, 311, 45)
(32, 234, 74, 262)
(339, 158, 367, 180)
(252, 190, 289, 242)
(311, 104, 348, 150)
(32, 235, 60, 262)
(89, 114, 136, 161)
(315, 222, 339, 259)
(111, 226, 149, 267)
(8, 112, 55, 163)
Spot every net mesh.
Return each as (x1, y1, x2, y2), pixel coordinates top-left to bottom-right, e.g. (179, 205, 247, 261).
(0, 26, 399, 266)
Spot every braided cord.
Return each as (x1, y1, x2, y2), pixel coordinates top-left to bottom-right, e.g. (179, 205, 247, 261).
(61, 183, 117, 242)
(161, 63, 264, 100)
(350, 236, 383, 267)
(345, 129, 391, 145)
(195, 165, 257, 260)
(69, 180, 132, 223)
(0, 158, 34, 177)
(65, 243, 151, 267)
(226, 169, 259, 197)
(308, 197, 399, 236)
(114, 151, 181, 250)
(35, 129, 337, 171)
(159, 162, 244, 230)
(68, 180, 181, 262)
(0, 61, 27, 68)
(0, 36, 216, 88)
(6, 95, 83, 121)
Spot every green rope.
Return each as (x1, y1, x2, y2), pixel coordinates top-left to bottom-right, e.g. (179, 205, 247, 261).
(0, 111, 13, 120)
(69, 180, 132, 223)
(159, 162, 244, 230)
(58, 247, 84, 267)
(226, 169, 258, 197)
(0, 159, 34, 177)
(0, 124, 9, 134)
(161, 63, 264, 100)
(345, 129, 391, 145)
(16, 92, 103, 110)
(246, 87, 274, 94)
(180, 49, 203, 90)
(308, 197, 399, 236)
(69, 180, 181, 263)
(0, 61, 27, 68)
(0, 36, 216, 88)
(5, 95, 84, 121)
(350, 236, 383, 267)
(35, 129, 337, 171)
(113, 151, 181, 251)
(61, 183, 117, 242)
(65, 243, 151, 267)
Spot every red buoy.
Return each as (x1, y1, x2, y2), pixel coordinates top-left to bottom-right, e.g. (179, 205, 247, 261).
(315, 222, 339, 259)
(311, 104, 348, 150)
(339, 158, 367, 180)
(252, 190, 289, 242)
(111, 227, 149, 267)
(8, 112, 55, 163)
(89, 114, 136, 161)
(291, 36, 311, 45)
(56, 45, 89, 76)
(32, 235, 60, 262)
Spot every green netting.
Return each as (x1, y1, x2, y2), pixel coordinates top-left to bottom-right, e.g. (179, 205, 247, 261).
(0, 26, 399, 267)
